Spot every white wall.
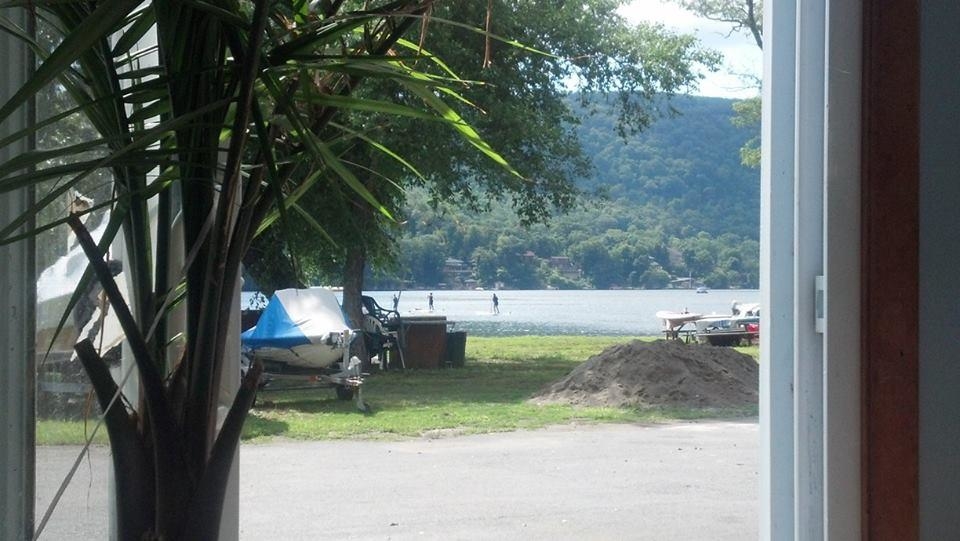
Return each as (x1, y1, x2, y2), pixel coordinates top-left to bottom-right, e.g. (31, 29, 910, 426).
(919, 1, 960, 538)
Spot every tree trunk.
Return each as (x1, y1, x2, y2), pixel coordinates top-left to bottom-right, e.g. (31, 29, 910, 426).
(342, 244, 371, 369)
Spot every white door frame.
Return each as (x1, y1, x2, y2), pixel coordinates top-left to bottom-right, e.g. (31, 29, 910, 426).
(760, 0, 862, 538)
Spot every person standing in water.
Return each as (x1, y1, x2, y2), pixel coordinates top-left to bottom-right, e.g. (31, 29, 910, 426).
(428, 292, 434, 311)
(492, 293, 500, 314)
(392, 293, 399, 312)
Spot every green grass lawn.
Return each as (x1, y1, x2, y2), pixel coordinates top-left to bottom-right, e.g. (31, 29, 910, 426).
(36, 419, 110, 446)
(35, 336, 759, 445)
(243, 335, 758, 442)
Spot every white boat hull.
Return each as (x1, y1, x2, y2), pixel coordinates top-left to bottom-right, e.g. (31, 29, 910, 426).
(246, 341, 344, 370)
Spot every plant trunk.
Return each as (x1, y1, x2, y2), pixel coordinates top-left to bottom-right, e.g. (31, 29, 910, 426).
(73, 340, 154, 538)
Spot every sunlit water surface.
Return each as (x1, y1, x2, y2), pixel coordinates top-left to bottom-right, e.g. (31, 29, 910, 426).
(354, 289, 760, 337)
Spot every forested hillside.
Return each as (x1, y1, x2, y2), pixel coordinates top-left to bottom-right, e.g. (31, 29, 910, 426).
(578, 95, 759, 237)
(368, 95, 760, 290)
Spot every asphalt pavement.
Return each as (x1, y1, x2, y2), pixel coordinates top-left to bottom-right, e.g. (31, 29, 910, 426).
(35, 420, 758, 540)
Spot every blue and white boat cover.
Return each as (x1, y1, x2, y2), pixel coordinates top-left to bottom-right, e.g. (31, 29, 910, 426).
(241, 288, 350, 368)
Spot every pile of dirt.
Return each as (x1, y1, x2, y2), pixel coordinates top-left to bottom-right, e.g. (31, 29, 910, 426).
(531, 340, 758, 409)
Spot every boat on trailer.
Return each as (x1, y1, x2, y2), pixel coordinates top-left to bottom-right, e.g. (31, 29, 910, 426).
(693, 314, 760, 346)
(241, 287, 364, 404)
(690, 302, 761, 346)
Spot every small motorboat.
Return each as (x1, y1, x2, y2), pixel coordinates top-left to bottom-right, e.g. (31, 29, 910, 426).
(694, 305, 761, 346)
(241, 287, 364, 403)
(241, 287, 351, 370)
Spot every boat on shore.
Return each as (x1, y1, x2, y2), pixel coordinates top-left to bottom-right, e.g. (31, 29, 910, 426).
(692, 300, 760, 345)
(241, 287, 364, 403)
(656, 301, 761, 346)
(241, 288, 351, 369)
(692, 313, 760, 346)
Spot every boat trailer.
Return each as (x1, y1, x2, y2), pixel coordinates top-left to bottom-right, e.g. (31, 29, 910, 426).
(242, 329, 368, 411)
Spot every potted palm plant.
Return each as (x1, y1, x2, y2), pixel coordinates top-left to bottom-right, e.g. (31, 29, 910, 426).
(1, 1, 515, 538)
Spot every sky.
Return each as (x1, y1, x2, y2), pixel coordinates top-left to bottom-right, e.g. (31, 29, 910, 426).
(618, 0, 762, 99)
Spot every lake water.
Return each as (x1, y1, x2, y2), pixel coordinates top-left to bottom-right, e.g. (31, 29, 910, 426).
(357, 289, 760, 337)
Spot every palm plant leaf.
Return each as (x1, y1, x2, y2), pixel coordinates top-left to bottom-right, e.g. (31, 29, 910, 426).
(330, 120, 426, 182)
(0, 97, 232, 243)
(401, 78, 521, 176)
(0, 0, 142, 124)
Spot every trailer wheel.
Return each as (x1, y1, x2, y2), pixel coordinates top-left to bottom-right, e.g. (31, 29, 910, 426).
(335, 385, 355, 401)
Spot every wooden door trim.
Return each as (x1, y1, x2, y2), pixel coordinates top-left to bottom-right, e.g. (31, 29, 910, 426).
(861, 0, 920, 537)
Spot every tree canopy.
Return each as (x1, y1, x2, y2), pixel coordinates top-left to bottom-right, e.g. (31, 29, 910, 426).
(245, 0, 721, 302)
(672, 0, 763, 167)
(674, 0, 763, 48)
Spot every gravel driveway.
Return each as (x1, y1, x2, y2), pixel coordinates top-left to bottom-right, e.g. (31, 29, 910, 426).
(35, 420, 757, 540)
